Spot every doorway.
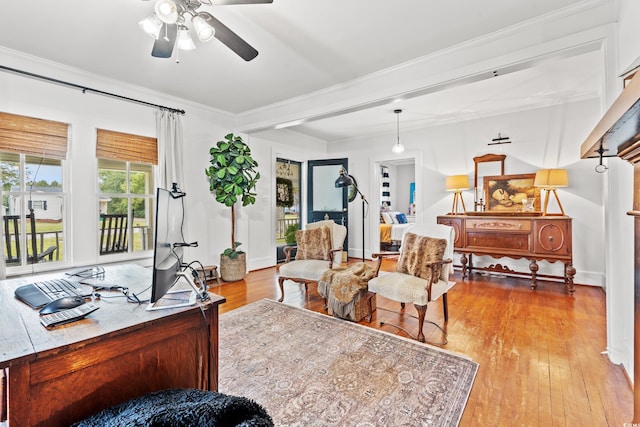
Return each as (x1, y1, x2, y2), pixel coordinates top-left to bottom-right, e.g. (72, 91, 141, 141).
(372, 156, 418, 252)
(275, 158, 301, 263)
(307, 158, 349, 255)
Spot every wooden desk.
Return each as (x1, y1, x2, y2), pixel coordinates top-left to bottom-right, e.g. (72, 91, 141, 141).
(0, 264, 225, 427)
(437, 214, 575, 292)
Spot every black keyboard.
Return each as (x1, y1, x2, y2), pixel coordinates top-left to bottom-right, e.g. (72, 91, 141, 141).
(34, 278, 83, 299)
(15, 278, 93, 309)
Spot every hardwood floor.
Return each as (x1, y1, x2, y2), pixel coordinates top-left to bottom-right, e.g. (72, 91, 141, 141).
(213, 259, 633, 426)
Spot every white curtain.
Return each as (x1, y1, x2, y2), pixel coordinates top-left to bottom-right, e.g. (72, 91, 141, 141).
(156, 110, 184, 190)
(0, 189, 6, 280)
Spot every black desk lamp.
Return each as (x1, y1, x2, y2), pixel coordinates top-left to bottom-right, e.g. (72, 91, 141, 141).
(335, 167, 368, 262)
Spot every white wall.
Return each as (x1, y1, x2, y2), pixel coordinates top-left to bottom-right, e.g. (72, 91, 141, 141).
(600, 0, 640, 381)
(245, 130, 327, 271)
(0, 49, 313, 277)
(0, 0, 633, 383)
(324, 98, 605, 285)
(394, 164, 415, 216)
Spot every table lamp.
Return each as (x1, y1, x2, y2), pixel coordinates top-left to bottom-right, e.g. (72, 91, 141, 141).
(445, 174, 470, 215)
(534, 169, 568, 216)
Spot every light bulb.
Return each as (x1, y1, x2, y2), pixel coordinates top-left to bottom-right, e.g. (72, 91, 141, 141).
(154, 0, 178, 24)
(392, 142, 405, 154)
(193, 14, 215, 42)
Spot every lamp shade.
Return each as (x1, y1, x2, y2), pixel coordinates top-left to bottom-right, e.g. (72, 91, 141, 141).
(139, 15, 163, 39)
(534, 169, 568, 188)
(154, 0, 178, 24)
(445, 175, 470, 192)
(177, 27, 196, 50)
(335, 171, 353, 188)
(193, 13, 216, 42)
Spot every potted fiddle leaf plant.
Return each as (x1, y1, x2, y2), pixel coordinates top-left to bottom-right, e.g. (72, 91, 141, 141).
(206, 133, 260, 281)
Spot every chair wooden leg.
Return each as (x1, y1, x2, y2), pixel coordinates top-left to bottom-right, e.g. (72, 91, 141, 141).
(442, 293, 449, 321)
(415, 304, 427, 343)
(278, 277, 285, 302)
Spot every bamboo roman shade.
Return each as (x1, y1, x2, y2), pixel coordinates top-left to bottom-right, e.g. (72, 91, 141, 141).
(96, 129, 157, 165)
(0, 112, 69, 160)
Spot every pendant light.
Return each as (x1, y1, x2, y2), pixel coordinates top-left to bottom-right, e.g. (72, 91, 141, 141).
(392, 109, 405, 154)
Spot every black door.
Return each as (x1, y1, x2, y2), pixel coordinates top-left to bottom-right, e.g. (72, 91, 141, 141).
(307, 158, 348, 254)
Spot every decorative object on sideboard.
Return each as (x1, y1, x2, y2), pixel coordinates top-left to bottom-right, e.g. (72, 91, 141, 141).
(534, 169, 568, 216)
(335, 167, 368, 261)
(206, 133, 260, 281)
(473, 153, 506, 212)
(138, 0, 272, 61)
(445, 174, 470, 215)
(391, 109, 405, 154)
(483, 173, 540, 214)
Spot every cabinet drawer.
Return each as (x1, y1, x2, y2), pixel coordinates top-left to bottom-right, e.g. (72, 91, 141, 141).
(466, 232, 530, 251)
(466, 218, 531, 232)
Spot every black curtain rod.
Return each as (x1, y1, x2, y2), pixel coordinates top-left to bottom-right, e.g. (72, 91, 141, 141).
(0, 64, 186, 115)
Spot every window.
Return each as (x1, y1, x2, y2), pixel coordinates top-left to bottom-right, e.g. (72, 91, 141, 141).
(0, 112, 68, 268)
(97, 129, 156, 256)
(29, 200, 48, 211)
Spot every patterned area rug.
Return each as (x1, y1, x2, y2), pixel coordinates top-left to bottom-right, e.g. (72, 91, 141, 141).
(218, 299, 478, 426)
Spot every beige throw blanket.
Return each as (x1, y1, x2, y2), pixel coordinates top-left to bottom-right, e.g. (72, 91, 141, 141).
(318, 262, 376, 321)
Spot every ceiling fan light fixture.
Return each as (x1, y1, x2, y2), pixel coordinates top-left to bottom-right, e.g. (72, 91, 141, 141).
(139, 15, 163, 39)
(154, 0, 179, 24)
(176, 26, 196, 50)
(192, 14, 215, 42)
(392, 109, 405, 154)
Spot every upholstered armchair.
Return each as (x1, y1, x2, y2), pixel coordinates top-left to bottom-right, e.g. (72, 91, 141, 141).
(368, 223, 455, 343)
(277, 220, 347, 303)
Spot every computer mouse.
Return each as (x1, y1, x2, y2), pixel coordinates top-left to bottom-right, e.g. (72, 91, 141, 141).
(39, 296, 86, 315)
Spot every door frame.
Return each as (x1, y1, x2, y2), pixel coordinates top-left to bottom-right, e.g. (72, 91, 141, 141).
(369, 151, 422, 254)
(307, 158, 349, 253)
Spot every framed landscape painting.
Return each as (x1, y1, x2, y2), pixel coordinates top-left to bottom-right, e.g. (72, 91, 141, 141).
(483, 173, 540, 214)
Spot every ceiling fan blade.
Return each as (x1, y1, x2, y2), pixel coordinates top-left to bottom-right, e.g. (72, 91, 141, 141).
(203, 13, 258, 61)
(212, 0, 273, 4)
(151, 23, 178, 58)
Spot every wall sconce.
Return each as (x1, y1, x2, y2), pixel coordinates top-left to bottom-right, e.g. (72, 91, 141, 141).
(534, 169, 568, 216)
(445, 174, 470, 215)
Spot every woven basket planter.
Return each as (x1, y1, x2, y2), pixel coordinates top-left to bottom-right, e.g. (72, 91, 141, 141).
(220, 252, 246, 282)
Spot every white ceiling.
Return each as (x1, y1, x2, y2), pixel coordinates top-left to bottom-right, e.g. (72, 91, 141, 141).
(0, 0, 602, 142)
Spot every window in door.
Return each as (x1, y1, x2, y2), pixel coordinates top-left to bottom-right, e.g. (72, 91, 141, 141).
(275, 158, 301, 263)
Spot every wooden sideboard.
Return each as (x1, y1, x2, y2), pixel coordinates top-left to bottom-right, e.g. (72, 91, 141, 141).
(437, 214, 575, 292)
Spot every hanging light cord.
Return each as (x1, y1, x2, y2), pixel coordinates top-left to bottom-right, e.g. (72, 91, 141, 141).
(396, 112, 400, 145)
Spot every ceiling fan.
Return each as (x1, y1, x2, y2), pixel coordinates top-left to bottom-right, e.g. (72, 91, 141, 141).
(139, 0, 273, 61)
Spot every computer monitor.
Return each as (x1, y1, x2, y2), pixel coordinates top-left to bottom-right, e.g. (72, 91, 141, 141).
(147, 185, 206, 311)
